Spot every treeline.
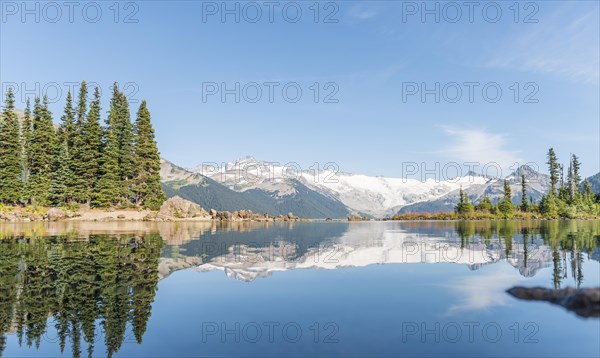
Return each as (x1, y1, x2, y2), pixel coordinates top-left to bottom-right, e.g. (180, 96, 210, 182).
(452, 148, 599, 219)
(0, 82, 165, 209)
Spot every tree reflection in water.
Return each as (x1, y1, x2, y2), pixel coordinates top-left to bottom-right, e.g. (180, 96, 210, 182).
(0, 234, 163, 357)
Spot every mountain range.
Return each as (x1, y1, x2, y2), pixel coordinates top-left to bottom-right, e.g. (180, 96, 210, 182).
(160, 156, 599, 219)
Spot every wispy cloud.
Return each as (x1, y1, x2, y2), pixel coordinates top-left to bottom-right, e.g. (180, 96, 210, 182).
(439, 126, 523, 171)
(347, 4, 377, 20)
(485, 5, 599, 84)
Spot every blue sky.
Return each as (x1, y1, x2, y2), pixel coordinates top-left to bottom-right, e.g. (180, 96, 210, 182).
(1, 0, 599, 178)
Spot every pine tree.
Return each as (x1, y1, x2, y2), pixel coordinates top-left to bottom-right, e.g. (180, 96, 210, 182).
(498, 179, 514, 217)
(132, 100, 165, 209)
(547, 148, 559, 196)
(49, 140, 74, 204)
(70, 82, 90, 202)
(93, 88, 122, 207)
(26, 96, 57, 205)
(0, 87, 24, 204)
(21, 98, 33, 182)
(58, 91, 75, 148)
(113, 85, 135, 203)
(76, 81, 88, 124)
(520, 174, 529, 212)
(475, 194, 494, 213)
(568, 154, 581, 202)
(540, 194, 559, 218)
(454, 187, 474, 216)
(80, 87, 103, 203)
(583, 179, 594, 204)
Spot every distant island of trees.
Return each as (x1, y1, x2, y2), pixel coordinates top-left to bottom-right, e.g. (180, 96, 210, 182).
(0, 82, 165, 210)
(389, 148, 600, 220)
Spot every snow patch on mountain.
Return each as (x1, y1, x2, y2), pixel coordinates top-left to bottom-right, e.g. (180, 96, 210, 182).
(189, 156, 491, 217)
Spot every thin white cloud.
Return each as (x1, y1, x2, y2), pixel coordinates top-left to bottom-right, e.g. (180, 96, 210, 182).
(439, 126, 523, 172)
(347, 4, 377, 20)
(485, 5, 600, 84)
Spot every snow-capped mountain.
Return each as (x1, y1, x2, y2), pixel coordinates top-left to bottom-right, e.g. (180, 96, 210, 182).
(162, 156, 553, 218)
(189, 156, 491, 217)
(398, 165, 551, 214)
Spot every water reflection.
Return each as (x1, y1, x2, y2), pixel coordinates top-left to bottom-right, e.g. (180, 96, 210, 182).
(0, 234, 163, 357)
(0, 220, 598, 357)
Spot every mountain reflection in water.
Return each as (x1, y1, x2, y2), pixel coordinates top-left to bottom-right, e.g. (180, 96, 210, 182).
(0, 220, 598, 357)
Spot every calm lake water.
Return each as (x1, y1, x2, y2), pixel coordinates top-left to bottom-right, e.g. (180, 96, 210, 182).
(0, 220, 599, 357)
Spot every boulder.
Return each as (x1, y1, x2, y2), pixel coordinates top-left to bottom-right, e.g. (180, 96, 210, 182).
(47, 208, 67, 221)
(216, 211, 232, 220)
(158, 196, 208, 219)
(507, 286, 600, 318)
(347, 215, 364, 221)
(209, 209, 217, 218)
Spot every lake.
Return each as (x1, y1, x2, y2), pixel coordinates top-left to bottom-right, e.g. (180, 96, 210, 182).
(1, 220, 599, 357)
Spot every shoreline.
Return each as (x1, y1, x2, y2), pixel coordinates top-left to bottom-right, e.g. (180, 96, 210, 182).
(1, 199, 598, 223)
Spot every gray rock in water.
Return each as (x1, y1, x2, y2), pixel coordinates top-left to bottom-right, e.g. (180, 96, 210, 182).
(507, 286, 600, 318)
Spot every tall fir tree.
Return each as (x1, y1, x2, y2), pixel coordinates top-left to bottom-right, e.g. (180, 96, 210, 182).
(21, 98, 33, 182)
(498, 179, 514, 217)
(94, 87, 123, 207)
(70, 81, 90, 202)
(547, 148, 559, 196)
(520, 174, 529, 212)
(58, 91, 75, 148)
(76, 81, 88, 123)
(0, 87, 24, 204)
(26, 96, 57, 205)
(132, 100, 165, 209)
(567, 154, 581, 202)
(80, 87, 103, 204)
(113, 85, 135, 203)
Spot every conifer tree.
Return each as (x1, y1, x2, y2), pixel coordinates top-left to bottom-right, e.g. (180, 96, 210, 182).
(520, 174, 529, 212)
(454, 187, 474, 216)
(0, 87, 24, 204)
(80, 87, 103, 203)
(583, 179, 594, 204)
(498, 179, 514, 217)
(94, 88, 123, 207)
(113, 85, 135, 202)
(132, 100, 165, 209)
(476, 194, 494, 213)
(58, 91, 75, 148)
(547, 148, 559, 195)
(76, 81, 88, 124)
(26, 96, 57, 205)
(568, 154, 581, 202)
(49, 140, 74, 204)
(21, 98, 33, 181)
(540, 194, 559, 218)
(70, 82, 90, 202)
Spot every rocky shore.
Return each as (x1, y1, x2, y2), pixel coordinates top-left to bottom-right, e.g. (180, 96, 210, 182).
(0, 196, 310, 223)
